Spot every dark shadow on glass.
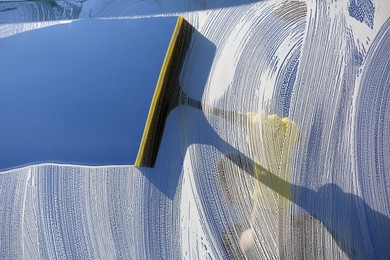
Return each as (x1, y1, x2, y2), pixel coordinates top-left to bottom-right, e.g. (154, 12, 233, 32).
(147, 71, 390, 258)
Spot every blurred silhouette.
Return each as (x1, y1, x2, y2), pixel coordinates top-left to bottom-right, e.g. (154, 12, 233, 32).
(145, 61, 390, 258)
(217, 112, 299, 259)
(173, 92, 390, 258)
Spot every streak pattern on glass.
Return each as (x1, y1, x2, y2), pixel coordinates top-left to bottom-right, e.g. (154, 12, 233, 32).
(0, 0, 389, 259)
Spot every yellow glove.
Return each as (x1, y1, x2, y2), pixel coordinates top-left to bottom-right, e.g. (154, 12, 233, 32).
(247, 113, 299, 210)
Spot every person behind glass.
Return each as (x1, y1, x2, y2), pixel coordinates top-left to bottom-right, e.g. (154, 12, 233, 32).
(218, 112, 299, 258)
